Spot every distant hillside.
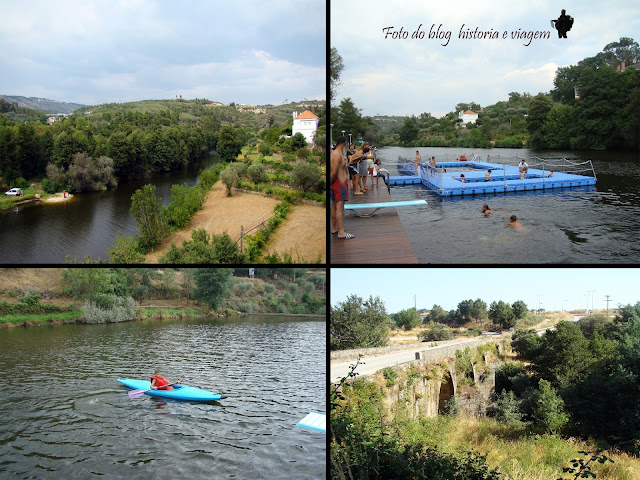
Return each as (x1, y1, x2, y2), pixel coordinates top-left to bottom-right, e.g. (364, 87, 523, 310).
(0, 95, 85, 114)
(79, 98, 325, 131)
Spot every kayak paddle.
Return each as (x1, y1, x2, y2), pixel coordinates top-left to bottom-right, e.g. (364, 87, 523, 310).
(128, 381, 179, 399)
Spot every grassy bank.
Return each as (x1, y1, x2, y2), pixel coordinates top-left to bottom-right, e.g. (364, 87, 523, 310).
(138, 307, 204, 319)
(0, 310, 84, 326)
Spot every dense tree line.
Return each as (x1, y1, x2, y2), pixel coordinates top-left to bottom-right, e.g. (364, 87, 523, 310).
(498, 302, 640, 446)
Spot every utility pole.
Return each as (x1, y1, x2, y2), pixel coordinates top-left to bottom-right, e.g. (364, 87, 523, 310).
(414, 294, 416, 311)
(604, 295, 611, 318)
(589, 290, 595, 313)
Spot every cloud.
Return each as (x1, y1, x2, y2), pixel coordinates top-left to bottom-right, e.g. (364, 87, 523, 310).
(0, 1, 325, 104)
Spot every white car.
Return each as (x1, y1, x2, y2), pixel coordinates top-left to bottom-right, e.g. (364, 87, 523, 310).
(4, 188, 23, 196)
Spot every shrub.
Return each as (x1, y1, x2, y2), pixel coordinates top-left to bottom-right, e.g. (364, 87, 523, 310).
(291, 132, 307, 150)
(264, 284, 276, 294)
(282, 153, 297, 163)
(234, 282, 253, 296)
(107, 232, 145, 264)
(291, 161, 322, 191)
(220, 168, 239, 197)
(237, 301, 259, 313)
(247, 137, 259, 146)
(258, 142, 273, 156)
(163, 183, 203, 229)
(494, 389, 524, 426)
(159, 229, 246, 264)
(276, 303, 287, 314)
(42, 177, 59, 194)
(420, 322, 455, 341)
(247, 164, 267, 185)
(198, 168, 219, 190)
(230, 161, 247, 177)
(382, 367, 398, 387)
(82, 296, 138, 324)
(288, 283, 299, 294)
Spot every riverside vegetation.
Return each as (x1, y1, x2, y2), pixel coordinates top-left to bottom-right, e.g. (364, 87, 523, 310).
(330, 295, 640, 479)
(0, 268, 325, 327)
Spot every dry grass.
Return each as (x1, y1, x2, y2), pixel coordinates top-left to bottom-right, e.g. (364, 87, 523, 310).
(263, 203, 325, 263)
(438, 417, 640, 480)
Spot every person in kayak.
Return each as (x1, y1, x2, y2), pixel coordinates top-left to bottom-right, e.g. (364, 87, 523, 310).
(150, 370, 174, 390)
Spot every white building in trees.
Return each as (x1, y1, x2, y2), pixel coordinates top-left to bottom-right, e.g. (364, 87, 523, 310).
(459, 109, 478, 125)
(292, 110, 320, 143)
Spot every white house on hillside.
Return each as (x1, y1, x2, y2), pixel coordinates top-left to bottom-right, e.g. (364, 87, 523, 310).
(292, 110, 320, 143)
(459, 109, 478, 125)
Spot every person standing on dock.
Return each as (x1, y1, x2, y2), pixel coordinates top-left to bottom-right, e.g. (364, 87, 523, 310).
(331, 136, 355, 240)
(414, 150, 421, 175)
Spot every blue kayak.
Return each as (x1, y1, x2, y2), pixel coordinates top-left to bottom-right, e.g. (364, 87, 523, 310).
(118, 378, 226, 401)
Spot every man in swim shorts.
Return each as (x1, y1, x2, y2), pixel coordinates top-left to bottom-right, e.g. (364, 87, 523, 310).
(414, 150, 421, 175)
(330, 136, 354, 239)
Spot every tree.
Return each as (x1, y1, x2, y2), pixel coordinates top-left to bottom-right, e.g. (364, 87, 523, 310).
(399, 118, 419, 146)
(330, 47, 344, 101)
(470, 299, 488, 321)
(217, 126, 243, 162)
(291, 132, 307, 150)
(291, 161, 322, 191)
(220, 168, 238, 197)
(394, 308, 422, 330)
(246, 163, 267, 185)
(530, 379, 568, 434)
(511, 300, 528, 320)
(603, 37, 640, 67)
(430, 304, 447, 323)
(106, 232, 144, 263)
(526, 94, 553, 148)
(330, 294, 390, 350)
(194, 268, 233, 309)
(130, 184, 167, 251)
(488, 300, 516, 330)
(334, 98, 363, 138)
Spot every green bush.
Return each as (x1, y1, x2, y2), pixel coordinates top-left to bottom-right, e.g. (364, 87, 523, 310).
(264, 284, 276, 294)
(42, 177, 59, 194)
(291, 161, 322, 191)
(282, 153, 297, 163)
(258, 142, 273, 156)
(160, 229, 246, 264)
(81, 296, 138, 324)
(288, 283, 299, 294)
(276, 303, 287, 314)
(234, 282, 253, 296)
(420, 322, 454, 341)
(237, 301, 259, 313)
(164, 183, 203, 229)
(382, 367, 398, 387)
(15, 177, 28, 189)
(230, 161, 247, 177)
(247, 164, 267, 185)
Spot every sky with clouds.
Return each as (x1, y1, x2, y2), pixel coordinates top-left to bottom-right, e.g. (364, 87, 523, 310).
(331, 0, 640, 117)
(331, 268, 639, 314)
(0, 0, 325, 106)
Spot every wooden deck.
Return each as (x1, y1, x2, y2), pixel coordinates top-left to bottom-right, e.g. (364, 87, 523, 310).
(330, 180, 418, 264)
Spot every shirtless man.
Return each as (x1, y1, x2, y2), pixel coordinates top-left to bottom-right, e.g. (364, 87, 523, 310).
(330, 136, 354, 239)
(481, 204, 493, 215)
(508, 215, 523, 229)
(485, 170, 492, 181)
(414, 150, 421, 175)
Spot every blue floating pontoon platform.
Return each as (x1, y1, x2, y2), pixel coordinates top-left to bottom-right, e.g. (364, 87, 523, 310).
(296, 412, 326, 433)
(390, 159, 596, 197)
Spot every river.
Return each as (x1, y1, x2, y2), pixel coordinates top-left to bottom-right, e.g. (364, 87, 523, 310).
(376, 146, 640, 263)
(0, 152, 219, 263)
(0, 316, 326, 479)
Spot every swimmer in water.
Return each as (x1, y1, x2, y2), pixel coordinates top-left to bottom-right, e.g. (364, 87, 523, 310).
(460, 173, 466, 183)
(485, 170, 491, 181)
(508, 215, 523, 229)
(481, 204, 492, 215)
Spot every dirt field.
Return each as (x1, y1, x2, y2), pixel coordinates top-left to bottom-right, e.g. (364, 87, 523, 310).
(146, 183, 280, 262)
(264, 204, 326, 262)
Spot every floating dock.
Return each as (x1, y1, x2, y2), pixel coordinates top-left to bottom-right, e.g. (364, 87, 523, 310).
(390, 157, 596, 197)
